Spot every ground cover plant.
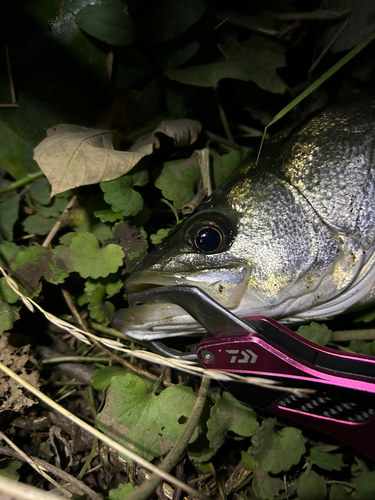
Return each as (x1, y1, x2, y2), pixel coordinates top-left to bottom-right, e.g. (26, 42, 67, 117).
(1, 0, 375, 499)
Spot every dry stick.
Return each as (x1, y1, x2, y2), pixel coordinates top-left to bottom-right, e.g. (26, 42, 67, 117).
(0, 445, 103, 500)
(0, 431, 71, 498)
(61, 289, 174, 387)
(42, 195, 78, 248)
(0, 476, 71, 500)
(125, 376, 211, 500)
(0, 361, 206, 500)
(0, 46, 19, 109)
(309, 21, 348, 73)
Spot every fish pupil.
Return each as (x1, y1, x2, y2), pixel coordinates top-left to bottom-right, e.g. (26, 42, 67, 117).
(195, 227, 222, 252)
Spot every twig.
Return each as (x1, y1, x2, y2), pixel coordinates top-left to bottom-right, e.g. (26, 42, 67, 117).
(43, 195, 77, 247)
(309, 21, 348, 73)
(278, 9, 348, 21)
(213, 88, 236, 149)
(62, 288, 174, 387)
(331, 329, 375, 341)
(0, 46, 19, 108)
(0, 476, 69, 500)
(125, 376, 211, 500)
(182, 188, 207, 215)
(0, 431, 71, 497)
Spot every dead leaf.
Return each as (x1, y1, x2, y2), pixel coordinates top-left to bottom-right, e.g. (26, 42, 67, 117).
(0, 333, 40, 412)
(33, 120, 202, 197)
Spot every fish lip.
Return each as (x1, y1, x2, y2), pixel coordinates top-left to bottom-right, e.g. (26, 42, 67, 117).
(125, 273, 187, 293)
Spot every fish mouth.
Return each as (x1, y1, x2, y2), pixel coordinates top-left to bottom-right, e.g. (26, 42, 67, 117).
(113, 265, 251, 341)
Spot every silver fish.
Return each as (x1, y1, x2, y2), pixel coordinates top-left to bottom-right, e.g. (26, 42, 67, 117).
(113, 93, 375, 340)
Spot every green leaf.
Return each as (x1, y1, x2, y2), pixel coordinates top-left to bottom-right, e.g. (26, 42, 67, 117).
(251, 419, 305, 474)
(144, 0, 206, 43)
(75, 4, 135, 46)
(29, 177, 51, 205)
(0, 193, 20, 241)
(0, 301, 20, 334)
(211, 149, 249, 188)
(22, 214, 56, 236)
(297, 322, 332, 346)
(96, 373, 198, 461)
(165, 42, 200, 69)
(356, 471, 375, 500)
(252, 468, 284, 500)
(38, 197, 68, 218)
(70, 233, 124, 279)
(328, 484, 351, 500)
(155, 158, 201, 210)
(11, 246, 70, 295)
(0, 277, 19, 304)
(349, 339, 375, 356)
(354, 308, 375, 323)
(165, 36, 287, 93)
(297, 470, 327, 500)
(92, 366, 130, 391)
(206, 392, 258, 452)
(94, 209, 124, 223)
(308, 448, 344, 471)
(77, 279, 117, 323)
(150, 228, 175, 245)
(0, 458, 22, 480)
(241, 450, 256, 472)
(109, 483, 136, 500)
(101, 171, 149, 217)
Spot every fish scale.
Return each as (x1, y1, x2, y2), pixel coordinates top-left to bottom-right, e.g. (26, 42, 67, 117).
(113, 92, 375, 341)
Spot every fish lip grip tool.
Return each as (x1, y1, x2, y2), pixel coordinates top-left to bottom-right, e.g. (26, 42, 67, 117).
(127, 285, 375, 458)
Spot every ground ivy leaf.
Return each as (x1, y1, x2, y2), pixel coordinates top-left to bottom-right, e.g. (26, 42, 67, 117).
(0, 458, 22, 480)
(94, 209, 124, 223)
(356, 471, 375, 499)
(38, 197, 68, 218)
(92, 366, 130, 392)
(211, 149, 248, 188)
(251, 418, 305, 474)
(297, 470, 327, 500)
(0, 193, 20, 241)
(108, 483, 136, 500)
(0, 277, 19, 304)
(77, 279, 115, 323)
(75, 4, 135, 46)
(207, 392, 259, 452)
(328, 484, 352, 499)
(297, 322, 331, 346)
(252, 467, 284, 500)
(150, 228, 175, 245)
(70, 233, 124, 279)
(308, 448, 344, 471)
(144, 0, 206, 43)
(29, 177, 51, 205)
(22, 214, 56, 236)
(108, 222, 148, 273)
(165, 36, 287, 93)
(241, 450, 256, 472)
(11, 246, 70, 294)
(96, 373, 198, 461)
(155, 157, 201, 210)
(0, 242, 22, 268)
(0, 302, 20, 334)
(101, 171, 149, 217)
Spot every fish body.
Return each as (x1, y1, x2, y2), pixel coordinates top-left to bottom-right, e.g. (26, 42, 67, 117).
(113, 93, 375, 340)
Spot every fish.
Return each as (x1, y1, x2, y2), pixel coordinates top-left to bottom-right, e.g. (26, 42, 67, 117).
(113, 92, 375, 341)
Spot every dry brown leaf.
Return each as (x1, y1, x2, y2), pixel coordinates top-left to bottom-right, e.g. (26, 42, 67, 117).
(33, 120, 202, 197)
(0, 333, 40, 412)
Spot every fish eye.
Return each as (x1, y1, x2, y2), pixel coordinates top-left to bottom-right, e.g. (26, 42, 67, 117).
(184, 213, 234, 254)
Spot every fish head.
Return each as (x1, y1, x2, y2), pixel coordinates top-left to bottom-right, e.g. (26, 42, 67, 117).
(112, 183, 260, 339)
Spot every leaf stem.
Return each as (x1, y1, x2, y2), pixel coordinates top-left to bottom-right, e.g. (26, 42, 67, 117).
(213, 88, 236, 148)
(0, 170, 44, 194)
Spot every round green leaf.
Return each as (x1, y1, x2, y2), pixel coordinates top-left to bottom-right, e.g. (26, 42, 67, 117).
(75, 4, 135, 46)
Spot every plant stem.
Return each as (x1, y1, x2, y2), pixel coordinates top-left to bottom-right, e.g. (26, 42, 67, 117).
(213, 88, 236, 148)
